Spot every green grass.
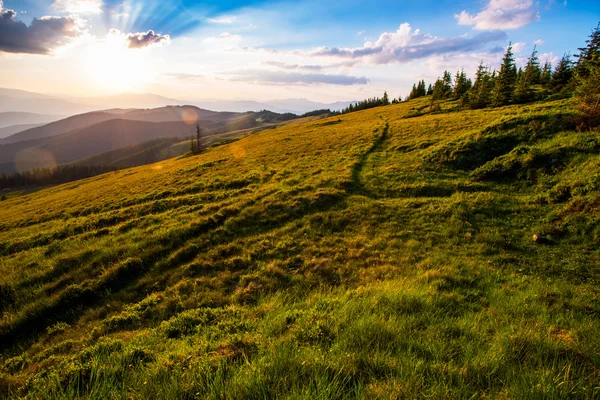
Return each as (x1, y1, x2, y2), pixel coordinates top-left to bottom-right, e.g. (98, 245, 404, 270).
(0, 97, 599, 399)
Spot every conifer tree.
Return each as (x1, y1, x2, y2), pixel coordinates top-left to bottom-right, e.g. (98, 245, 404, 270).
(492, 44, 518, 106)
(541, 61, 552, 87)
(453, 69, 471, 100)
(382, 91, 390, 106)
(409, 84, 418, 100)
(196, 124, 204, 153)
(551, 53, 574, 92)
(427, 84, 433, 96)
(575, 23, 600, 79)
(575, 23, 600, 126)
(525, 45, 542, 84)
(418, 80, 427, 97)
(442, 71, 453, 98)
(469, 62, 492, 109)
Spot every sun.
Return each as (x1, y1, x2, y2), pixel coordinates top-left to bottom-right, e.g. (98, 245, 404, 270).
(85, 33, 152, 92)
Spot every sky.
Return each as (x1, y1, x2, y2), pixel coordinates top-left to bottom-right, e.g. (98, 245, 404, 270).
(0, 0, 598, 102)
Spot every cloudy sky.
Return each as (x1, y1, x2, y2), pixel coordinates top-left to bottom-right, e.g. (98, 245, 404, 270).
(0, 0, 598, 102)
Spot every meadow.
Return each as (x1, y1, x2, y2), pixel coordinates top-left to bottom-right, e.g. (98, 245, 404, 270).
(0, 96, 599, 399)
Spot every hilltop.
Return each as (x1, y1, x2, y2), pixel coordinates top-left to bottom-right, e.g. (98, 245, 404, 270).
(0, 97, 599, 398)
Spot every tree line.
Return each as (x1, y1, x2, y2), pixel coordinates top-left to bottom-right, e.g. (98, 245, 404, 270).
(0, 164, 116, 192)
(338, 22, 600, 125)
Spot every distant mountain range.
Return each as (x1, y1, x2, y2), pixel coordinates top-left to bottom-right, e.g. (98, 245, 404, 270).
(0, 105, 320, 174)
(0, 87, 355, 116)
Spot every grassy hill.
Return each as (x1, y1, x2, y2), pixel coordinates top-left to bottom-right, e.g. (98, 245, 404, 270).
(0, 97, 599, 398)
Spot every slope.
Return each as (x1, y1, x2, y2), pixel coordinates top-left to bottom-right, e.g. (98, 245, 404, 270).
(0, 106, 237, 144)
(0, 98, 598, 399)
(0, 124, 45, 139)
(0, 112, 59, 129)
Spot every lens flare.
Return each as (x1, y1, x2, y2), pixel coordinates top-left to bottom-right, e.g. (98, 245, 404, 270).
(14, 149, 57, 173)
(230, 143, 246, 159)
(181, 107, 198, 125)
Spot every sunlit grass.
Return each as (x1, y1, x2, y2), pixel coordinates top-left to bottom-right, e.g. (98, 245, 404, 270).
(0, 96, 599, 398)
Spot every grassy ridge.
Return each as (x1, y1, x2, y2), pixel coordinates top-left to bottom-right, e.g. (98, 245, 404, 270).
(0, 97, 599, 398)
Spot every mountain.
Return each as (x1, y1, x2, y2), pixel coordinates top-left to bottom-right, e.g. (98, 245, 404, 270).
(0, 123, 45, 139)
(0, 106, 240, 144)
(10, 119, 192, 169)
(0, 107, 307, 173)
(0, 112, 60, 129)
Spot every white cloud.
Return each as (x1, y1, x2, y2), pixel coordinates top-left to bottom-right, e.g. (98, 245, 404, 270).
(0, 2, 88, 55)
(206, 16, 238, 24)
(534, 39, 544, 45)
(227, 69, 369, 86)
(511, 41, 526, 53)
(307, 23, 506, 65)
(105, 29, 170, 49)
(218, 32, 242, 41)
(456, 0, 539, 30)
(52, 0, 103, 14)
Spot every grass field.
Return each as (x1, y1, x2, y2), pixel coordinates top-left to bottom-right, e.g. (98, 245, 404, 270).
(0, 96, 599, 399)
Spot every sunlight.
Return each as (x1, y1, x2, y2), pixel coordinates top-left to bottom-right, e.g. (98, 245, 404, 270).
(85, 31, 151, 92)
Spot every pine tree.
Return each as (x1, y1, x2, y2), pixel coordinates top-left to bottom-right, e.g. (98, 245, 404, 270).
(442, 71, 453, 98)
(552, 53, 574, 93)
(469, 62, 492, 109)
(514, 70, 534, 104)
(453, 69, 470, 100)
(492, 44, 518, 106)
(514, 47, 542, 103)
(382, 91, 390, 106)
(541, 61, 552, 87)
(196, 124, 204, 152)
(575, 23, 600, 79)
(418, 80, 427, 97)
(575, 23, 600, 126)
(427, 84, 433, 96)
(409, 84, 418, 100)
(525, 46, 542, 84)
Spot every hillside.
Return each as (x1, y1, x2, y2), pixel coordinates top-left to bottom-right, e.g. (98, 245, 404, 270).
(0, 106, 239, 144)
(0, 124, 45, 139)
(0, 112, 59, 129)
(0, 98, 599, 398)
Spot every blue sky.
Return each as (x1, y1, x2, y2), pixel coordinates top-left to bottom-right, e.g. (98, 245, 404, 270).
(0, 0, 598, 101)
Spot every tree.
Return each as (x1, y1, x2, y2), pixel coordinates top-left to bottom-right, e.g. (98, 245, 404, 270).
(382, 91, 390, 106)
(442, 71, 453, 98)
(514, 47, 542, 103)
(575, 23, 600, 79)
(525, 45, 542, 84)
(409, 84, 418, 100)
(453, 69, 471, 100)
(195, 124, 204, 153)
(469, 62, 493, 109)
(541, 61, 552, 87)
(427, 84, 433, 96)
(575, 23, 600, 126)
(418, 80, 427, 97)
(551, 53, 574, 92)
(492, 43, 518, 106)
(575, 60, 600, 126)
